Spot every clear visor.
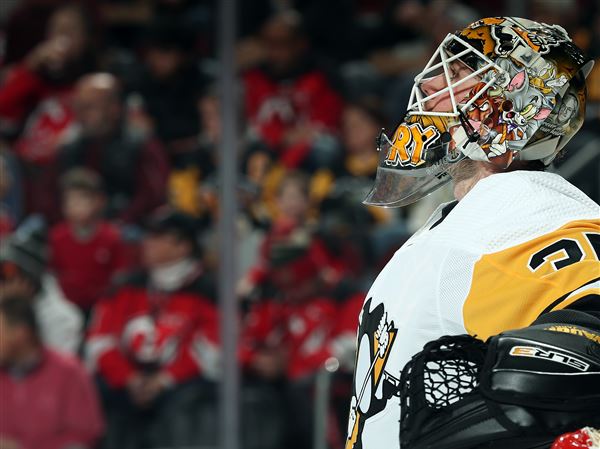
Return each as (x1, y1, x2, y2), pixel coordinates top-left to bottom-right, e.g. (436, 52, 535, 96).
(362, 130, 456, 207)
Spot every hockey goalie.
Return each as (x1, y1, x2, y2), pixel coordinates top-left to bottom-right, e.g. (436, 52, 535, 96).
(345, 15, 599, 449)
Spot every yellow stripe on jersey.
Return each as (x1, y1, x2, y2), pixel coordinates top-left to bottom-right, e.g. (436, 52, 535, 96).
(463, 220, 600, 340)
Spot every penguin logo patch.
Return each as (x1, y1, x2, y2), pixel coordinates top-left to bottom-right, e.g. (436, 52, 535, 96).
(346, 298, 398, 449)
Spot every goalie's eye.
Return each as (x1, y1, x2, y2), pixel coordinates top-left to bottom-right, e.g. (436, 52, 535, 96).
(479, 101, 490, 112)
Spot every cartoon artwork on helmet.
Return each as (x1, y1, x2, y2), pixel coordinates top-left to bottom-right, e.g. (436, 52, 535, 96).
(364, 17, 594, 208)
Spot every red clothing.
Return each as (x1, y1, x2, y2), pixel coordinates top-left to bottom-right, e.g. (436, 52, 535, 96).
(0, 348, 105, 449)
(0, 64, 75, 160)
(87, 272, 219, 388)
(50, 221, 129, 310)
(248, 219, 343, 290)
(240, 296, 338, 379)
(0, 64, 65, 127)
(0, 207, 16, 238)
(243, 68, 343, 168)
(0, 64, 77, 220)
(13, 94, 75, 165)
(332, 292, 365, 337)
(241, 291, 366, 379)
(285, 297, 338, 379)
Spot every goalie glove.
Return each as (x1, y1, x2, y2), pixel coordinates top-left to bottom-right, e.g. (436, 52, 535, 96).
(399, 309, 600, 449)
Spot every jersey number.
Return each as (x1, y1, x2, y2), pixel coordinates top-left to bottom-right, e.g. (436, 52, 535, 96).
(528, 232, 600, 272)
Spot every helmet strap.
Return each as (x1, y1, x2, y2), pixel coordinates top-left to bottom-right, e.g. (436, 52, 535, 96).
(458, 110, 480, 143)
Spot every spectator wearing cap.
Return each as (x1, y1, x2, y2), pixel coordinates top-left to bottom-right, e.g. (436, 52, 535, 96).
(59, 73, 169, 225)
(0, 222, 83, 355)
(242, 11, 343, 170)
(0, 296, 104, 449)
(49, 168, 129, 314)
(86, 208, 219, 448)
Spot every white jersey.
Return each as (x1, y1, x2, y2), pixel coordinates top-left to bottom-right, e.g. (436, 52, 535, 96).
(346, 171, 600, 449)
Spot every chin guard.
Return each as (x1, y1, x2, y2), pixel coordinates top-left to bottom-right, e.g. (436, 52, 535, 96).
(399, 310, 600, 449)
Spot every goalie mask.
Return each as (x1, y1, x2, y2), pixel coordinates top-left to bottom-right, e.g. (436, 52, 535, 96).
(364, 17, 594, 207)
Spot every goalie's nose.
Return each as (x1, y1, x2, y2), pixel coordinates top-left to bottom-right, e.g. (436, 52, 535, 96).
(420, 74, 447, 98)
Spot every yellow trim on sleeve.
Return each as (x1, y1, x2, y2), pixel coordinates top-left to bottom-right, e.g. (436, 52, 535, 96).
(463, 220, 600, 340)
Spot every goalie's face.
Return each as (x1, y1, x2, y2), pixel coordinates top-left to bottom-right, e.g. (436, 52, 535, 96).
(408, 33, 498, 118)
(363, 33, 505, 208)
(420, 60, 481, 113)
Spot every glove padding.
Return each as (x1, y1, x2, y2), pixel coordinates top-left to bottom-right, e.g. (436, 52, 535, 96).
(399, 310, 600, 449)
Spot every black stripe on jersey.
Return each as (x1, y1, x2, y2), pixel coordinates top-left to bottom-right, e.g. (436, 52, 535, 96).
(539, 277, 600, 316)
(565, 294, 600, 314)
(429, 201, 458, 230)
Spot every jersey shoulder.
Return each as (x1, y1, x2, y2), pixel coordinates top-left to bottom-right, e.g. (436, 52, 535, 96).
(431, 171, 599, 253)
(462, 219, 600, 339)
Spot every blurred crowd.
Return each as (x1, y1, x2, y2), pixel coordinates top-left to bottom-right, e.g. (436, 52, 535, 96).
(0, 1, 598, 449)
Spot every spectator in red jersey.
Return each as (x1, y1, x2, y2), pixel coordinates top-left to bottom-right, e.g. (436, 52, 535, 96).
(0, 3, 99, 221)
(49, 168, 129, 314)
(238, 171, 349, 449)
(0, 295, 104, 449)
(0, 3, 97, 136)
(240, 264, 365, 449)
(59, 73, 169, 225)
(242, 10, 343, 170)
(86, 208, 218, 449)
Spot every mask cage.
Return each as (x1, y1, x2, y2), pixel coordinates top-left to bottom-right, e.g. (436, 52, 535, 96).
(407, 33, 507, 118)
